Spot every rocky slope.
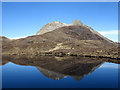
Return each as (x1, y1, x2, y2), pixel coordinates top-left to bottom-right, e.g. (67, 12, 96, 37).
(36, 20, 84, 35)
(2, 20, 119, 59)
(36, 20, 114, 44)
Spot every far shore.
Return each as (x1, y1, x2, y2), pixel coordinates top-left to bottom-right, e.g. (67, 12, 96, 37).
(2, 52, 120, 60)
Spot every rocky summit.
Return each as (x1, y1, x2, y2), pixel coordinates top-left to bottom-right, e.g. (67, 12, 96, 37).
(36, 19, 84, 35)
(1, 20, 119, 59)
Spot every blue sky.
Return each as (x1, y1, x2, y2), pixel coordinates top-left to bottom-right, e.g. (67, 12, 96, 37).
(2, 2, 118, 42)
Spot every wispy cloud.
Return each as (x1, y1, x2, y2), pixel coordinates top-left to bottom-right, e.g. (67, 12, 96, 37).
(98, 30, 118, 35)
(10, 36, 29, 40)
(9, 34, 34, 40)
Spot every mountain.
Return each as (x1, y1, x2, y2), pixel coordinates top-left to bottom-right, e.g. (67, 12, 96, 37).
(2, 20, 119, 59)
(36, 20, 84, 35)
(36, 20, 114, 44)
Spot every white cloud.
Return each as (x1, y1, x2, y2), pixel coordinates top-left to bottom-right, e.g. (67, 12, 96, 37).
(98, 30, 118, 35)
(10, 36, 28, 40)
(9, 34, 34, 40)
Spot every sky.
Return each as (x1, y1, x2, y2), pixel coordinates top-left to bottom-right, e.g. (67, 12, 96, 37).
(2, 2, 118, 42)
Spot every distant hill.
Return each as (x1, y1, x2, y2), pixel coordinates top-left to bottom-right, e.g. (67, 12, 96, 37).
(0, 36, 10, 42)
(2, 20, 119, 59)
(0, 36, 10, 48)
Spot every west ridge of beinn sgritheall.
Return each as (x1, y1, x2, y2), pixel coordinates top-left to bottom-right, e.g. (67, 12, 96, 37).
(1, 20, 119, 59)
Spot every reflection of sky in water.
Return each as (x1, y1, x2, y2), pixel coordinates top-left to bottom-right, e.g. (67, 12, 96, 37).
(99, 62, 118, 69)
(2, 62, 118, 88)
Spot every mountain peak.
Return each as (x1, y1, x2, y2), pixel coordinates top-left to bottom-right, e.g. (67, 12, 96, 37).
(36, 20, 85, 35)
(52, 21, 61, 24)
(72, 19, 83, 25)
(36, 21, 66, 35)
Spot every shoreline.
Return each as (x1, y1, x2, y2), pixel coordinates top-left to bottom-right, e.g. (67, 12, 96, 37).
(2, 52, 120, 60)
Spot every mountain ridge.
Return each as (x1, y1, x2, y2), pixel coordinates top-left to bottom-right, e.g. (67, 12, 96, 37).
(36, 19, 84, 35)
(1, 20, 119, 59)
(36, 20, 114, 44)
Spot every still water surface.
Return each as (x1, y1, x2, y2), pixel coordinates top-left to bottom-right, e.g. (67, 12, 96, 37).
(2, 56, 119, 88)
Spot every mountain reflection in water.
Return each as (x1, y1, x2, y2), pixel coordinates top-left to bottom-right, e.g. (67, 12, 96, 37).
(2, 56, 113, 81)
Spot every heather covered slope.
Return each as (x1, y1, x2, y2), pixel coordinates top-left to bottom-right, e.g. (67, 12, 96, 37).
(2, 20, 119, 59)
(2, 26, 118, 59)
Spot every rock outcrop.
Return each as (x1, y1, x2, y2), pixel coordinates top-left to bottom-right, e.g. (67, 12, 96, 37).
(36, 21, 67, 35)
(36, 19, 84, 35)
